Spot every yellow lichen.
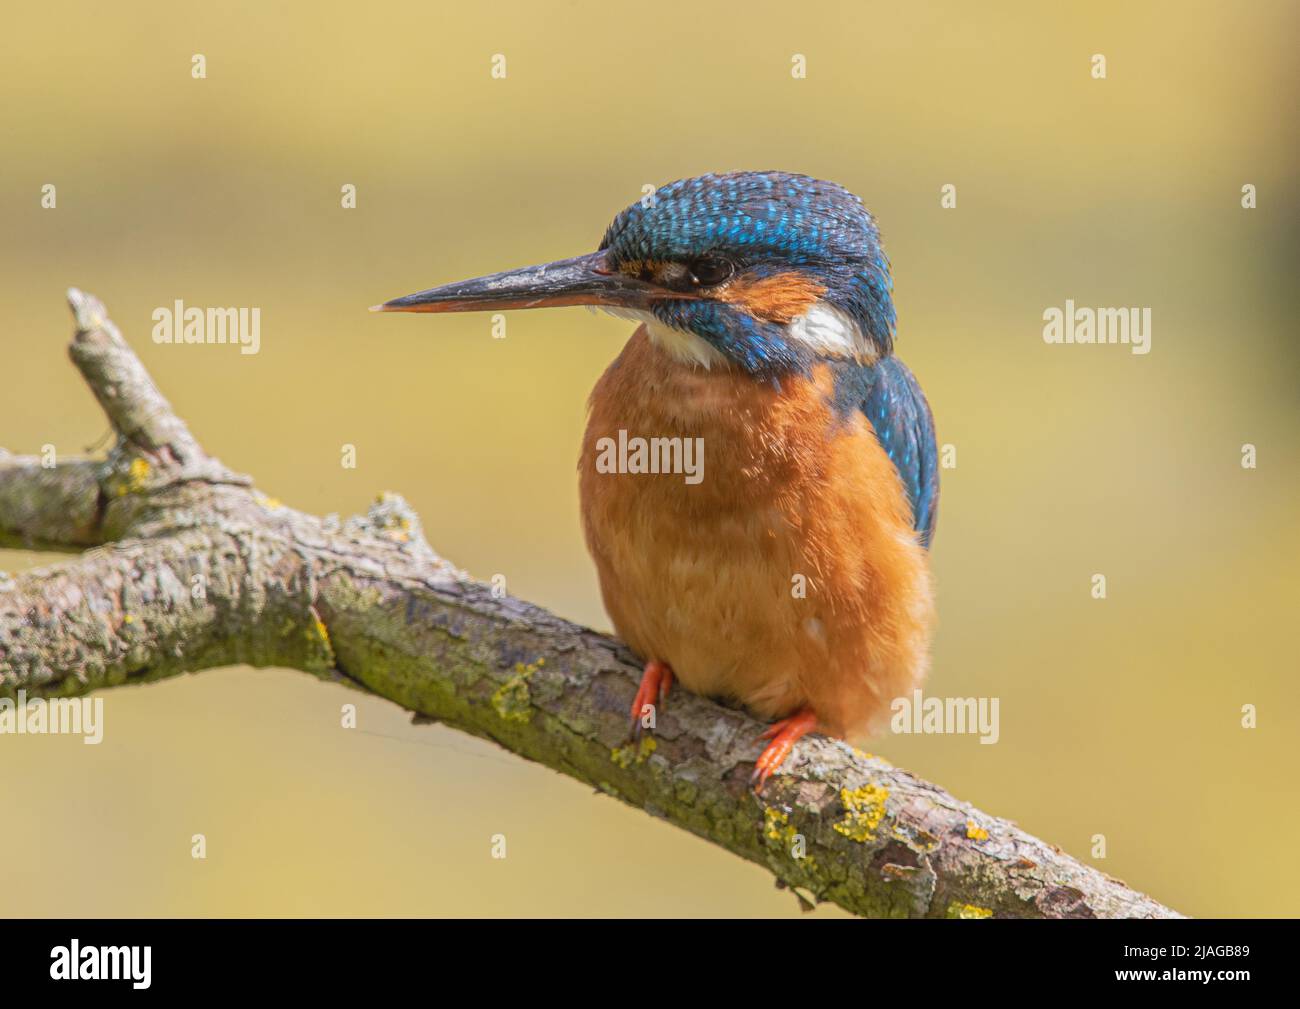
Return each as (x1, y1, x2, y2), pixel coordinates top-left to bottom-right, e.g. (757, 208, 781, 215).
(310, 615, 331, 647)
(848, 744, 890, 767)
(303, 612, 335, 666)
(256, 496, 283, 510)
(946, 902, 994, 919)
(117, 457, 151, 496)
(763, 807, 816, 867)
(966, 821, 989, 841)
(833, 784, 889, 843)
(610, 735, 657, 768)
(764, 806, 791, 844)
(490, 658, 544, 722)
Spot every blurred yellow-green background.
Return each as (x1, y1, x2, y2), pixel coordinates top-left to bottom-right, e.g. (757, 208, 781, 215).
(2, 0, 1297, 917)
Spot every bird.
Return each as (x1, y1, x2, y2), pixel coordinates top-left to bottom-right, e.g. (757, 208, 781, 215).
(373, 171, 937, 792)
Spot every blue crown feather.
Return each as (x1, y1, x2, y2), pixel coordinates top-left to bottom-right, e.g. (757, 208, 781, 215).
(600, 171, 897, 369)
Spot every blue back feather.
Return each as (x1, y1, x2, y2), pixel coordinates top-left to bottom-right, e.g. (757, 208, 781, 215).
(832, 357, 939, 548)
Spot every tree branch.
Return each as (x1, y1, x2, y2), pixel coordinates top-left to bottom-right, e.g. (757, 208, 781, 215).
(0, 290, 1181, 919)
(0, 453, 103, 550)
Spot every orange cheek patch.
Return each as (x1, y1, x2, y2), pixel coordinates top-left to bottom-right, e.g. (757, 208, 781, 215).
(716, 272, 827, 323)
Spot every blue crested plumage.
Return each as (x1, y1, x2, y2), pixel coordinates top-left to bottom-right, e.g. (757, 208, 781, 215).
(599, 171, 897, 369)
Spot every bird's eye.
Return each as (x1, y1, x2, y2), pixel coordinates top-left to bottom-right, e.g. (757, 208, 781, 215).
(688, 256, 734, 287)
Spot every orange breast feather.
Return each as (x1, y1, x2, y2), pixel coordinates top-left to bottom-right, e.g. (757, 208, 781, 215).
(579, 326, 933, 740)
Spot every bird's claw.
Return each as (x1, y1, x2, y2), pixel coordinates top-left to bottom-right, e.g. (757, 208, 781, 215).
(751, 708, 818, 794)
(629, 660, 672, 739)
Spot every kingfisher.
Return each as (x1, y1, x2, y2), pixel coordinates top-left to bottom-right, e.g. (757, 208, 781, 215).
(374, 171, 938, 792)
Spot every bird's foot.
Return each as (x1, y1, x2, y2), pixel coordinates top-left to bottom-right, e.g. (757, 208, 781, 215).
(751, 708, 818, 794)
(629, 659, 673, 739)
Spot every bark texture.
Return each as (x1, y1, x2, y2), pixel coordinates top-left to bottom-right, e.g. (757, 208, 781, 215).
(0, 290, 1181, 919)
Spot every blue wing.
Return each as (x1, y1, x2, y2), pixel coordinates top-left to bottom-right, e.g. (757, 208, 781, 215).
(832, 356, 939, 548)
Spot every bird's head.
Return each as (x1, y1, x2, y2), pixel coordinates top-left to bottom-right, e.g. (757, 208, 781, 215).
(373, 171, 895, 376)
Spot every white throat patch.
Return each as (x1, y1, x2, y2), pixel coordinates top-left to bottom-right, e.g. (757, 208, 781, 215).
(600, 307, 729, 368)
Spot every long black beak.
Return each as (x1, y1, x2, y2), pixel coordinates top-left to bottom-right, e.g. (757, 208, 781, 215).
(370, 250, 662, 314)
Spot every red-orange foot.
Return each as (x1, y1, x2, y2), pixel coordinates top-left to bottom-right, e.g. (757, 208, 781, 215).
(629, 660, 673, 738)
(751, 708, 819, 793)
